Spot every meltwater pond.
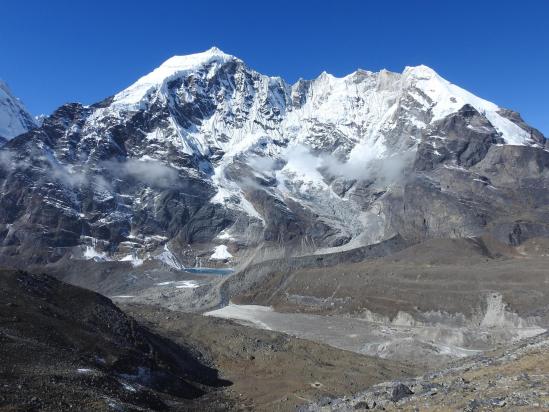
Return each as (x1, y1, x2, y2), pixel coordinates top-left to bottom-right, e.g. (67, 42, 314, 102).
(184, 267, 234, 276)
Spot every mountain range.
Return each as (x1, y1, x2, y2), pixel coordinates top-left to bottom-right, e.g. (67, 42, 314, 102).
(0, 47, 547, 273)
(2, 47, 549, 411)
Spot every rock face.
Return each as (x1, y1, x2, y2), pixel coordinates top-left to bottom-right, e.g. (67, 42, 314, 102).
(391, 383, 414, 402)
(0, 80, 36, 141)
(0, 48, 546, 268)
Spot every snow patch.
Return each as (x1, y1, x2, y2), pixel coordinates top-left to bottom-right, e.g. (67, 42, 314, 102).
(175, 280, 200, 289)
(216, 229, 234, 240)
(155, 244, 184, 270)
(120, 382, 137, 392)
(210, 245, 232, 260)
(119, 254, 143, 267)
(83, 246, 108, 261)
(156, 280, 201, 289)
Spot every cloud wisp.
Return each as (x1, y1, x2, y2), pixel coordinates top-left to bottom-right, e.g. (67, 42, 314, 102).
(246, 143, 415, 187)
(101, 158, 181, 189)
(0, 148, 182, 190)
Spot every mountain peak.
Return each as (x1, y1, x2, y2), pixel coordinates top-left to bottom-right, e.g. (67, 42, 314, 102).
(112, 47, 240, 110)
(402, 64, 439, 79)
(160, 47, 238, 70)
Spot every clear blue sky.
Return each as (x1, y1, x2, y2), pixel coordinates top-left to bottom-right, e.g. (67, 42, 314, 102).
(1, 0, 548, 135)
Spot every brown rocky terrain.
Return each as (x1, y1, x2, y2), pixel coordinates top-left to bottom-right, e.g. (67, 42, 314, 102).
(1, 261, 548, 411)
(123, 304, 418, 411)
(232, 237, 549, 323)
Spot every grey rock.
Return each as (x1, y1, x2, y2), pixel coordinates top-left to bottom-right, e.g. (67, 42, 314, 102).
(391, 383, 413, 402)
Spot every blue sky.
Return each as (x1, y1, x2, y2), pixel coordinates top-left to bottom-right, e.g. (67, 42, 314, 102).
(1, 0, 548, 135)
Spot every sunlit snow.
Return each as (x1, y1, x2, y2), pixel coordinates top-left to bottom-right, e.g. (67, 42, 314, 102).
(210, 245, 232, 260)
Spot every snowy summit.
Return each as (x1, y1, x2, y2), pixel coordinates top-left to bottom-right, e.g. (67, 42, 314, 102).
(112, 47, 240, 110)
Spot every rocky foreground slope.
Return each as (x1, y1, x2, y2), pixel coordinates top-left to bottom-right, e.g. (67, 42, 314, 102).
(2, 268, 545, 411)
(302, 332, 549, 411)
(0, 270, 231, 411)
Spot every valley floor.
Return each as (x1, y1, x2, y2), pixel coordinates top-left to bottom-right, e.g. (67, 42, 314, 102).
(204, 303, 489, 369)
(122, 303, 418, 412)
(3, 237, 549, 410)
(123, 303, 549, 411)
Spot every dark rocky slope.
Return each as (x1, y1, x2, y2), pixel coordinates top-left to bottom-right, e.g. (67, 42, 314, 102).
(0, 270, 230, 411)
(0, 269, 422, 411)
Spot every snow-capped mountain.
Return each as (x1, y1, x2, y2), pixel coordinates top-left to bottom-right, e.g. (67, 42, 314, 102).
(0, 48, 547, 268)
(0, 80, 36, 142)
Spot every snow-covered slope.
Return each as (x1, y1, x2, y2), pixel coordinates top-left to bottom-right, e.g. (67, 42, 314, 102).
(401, 65, 531, 145)
(103, 48, 540, 199)
(0, 80, 36, 140)
(111, 49, 534, 156)
(0, 48, 546, 267)
(98, 48, 544, 228)
(112, 47, 239, 111)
